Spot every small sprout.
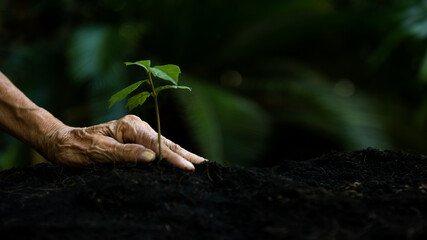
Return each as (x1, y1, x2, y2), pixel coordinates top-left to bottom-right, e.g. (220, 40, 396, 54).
(109, 60, 191, 160)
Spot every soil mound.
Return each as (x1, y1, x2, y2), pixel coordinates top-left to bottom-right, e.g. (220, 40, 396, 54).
(1, 148, 427, 239)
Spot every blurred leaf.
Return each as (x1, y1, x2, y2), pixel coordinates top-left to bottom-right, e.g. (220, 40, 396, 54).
(176, 80, 270, 165)
(125, 60, 151, 72)
(68, 25, 129, 86)
(402, 4, 427, 39)
(263, 77, 391, 150)
(126, 91, 151, 111)
(418, 50, 427, 84)
(151, 64, 181, 85)
(368, 29, 407, 68)
(220, 10, 338, 61)
(370, 3, 427, 68)
(155, 85, 191, 94)
(109, 80, 147, 108)
(68, 25, 109, 83)
(0, 142, 20, 171)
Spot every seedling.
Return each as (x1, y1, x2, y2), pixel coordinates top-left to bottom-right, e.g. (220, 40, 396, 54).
(109, 60, 191, 160)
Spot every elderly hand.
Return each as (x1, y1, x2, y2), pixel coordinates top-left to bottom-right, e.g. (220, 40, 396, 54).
(1, 72, 204, 170)
(42, 115, 206, 170)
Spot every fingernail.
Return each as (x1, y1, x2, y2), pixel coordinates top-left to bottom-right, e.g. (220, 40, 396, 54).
(138, 151, 156, 162)
(185, 161, 195, 171)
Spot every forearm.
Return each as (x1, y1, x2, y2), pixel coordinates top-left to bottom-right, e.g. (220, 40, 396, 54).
(0, 71, 66, 155)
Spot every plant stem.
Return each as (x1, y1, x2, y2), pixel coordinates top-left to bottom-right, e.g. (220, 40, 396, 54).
(147, 71, 162, 160)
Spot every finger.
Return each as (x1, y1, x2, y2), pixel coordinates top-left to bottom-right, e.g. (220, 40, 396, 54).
(96, 136, 156, 163)
(162, 146, 195, 171)
(161, 137, 207, 164)
(141, 124, 207, 164)
(114, 115, 205, 167)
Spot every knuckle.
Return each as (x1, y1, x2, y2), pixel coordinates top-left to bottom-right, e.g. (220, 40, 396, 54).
(116, 116, 140, 143)
(141, 120, 151, 129)
(117, 115, 147, 130)
(121, 114, 141, 123)
(169, 143, 181, 152)
(116, 115, 152, 144)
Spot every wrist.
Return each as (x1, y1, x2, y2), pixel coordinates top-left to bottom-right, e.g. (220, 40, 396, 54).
(15, 107, 69, 159)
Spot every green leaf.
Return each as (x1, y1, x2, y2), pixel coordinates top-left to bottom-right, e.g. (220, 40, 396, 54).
(155, 85, 191, 94)
(126, 91, 151, 111)
(124, 61, 181, 85)
(150, 64, 181, 85)
(109, 80, 147, 108)
(125, 60, 151, 72)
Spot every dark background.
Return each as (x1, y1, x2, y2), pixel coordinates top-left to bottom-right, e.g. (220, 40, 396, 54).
(0, 0, 426, 169)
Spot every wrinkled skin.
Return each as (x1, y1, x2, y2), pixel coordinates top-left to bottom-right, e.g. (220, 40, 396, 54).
(47, 115, 205, 170)
(0, 71, 205, 170)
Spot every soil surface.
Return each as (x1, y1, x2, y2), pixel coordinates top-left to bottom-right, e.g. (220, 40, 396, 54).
(1, 148, 427, 239)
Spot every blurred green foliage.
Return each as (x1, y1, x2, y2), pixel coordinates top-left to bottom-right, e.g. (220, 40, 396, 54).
(0, 0, 426, 169)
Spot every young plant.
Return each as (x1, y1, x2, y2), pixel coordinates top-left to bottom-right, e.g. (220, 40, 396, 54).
(108, 60, 191, 160)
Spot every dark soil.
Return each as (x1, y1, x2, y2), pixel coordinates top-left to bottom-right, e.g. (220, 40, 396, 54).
(1, 148, 427, 240)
